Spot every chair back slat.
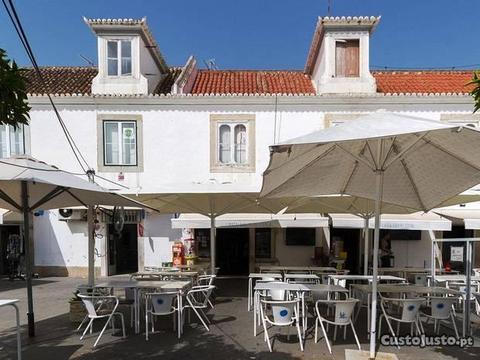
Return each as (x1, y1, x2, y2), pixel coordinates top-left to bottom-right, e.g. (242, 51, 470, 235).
(430, 297, 456, 319)
(150, 293, 176, 314)
(400, 299, 424, 321)
(334, 299, 357, 324)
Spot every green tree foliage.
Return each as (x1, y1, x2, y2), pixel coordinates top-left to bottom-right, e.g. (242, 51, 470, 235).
(0, 48, 30, 128)
(469, 71, 480, 113)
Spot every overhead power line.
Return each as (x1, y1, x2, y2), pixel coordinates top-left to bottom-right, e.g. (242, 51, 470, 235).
(2, 0, 90, 174)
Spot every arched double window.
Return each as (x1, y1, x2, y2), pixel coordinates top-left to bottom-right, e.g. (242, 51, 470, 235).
(218, 123, 248, 164)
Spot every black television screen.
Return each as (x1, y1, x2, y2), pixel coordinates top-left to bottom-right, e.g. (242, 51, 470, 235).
(380, 229, 421, 241)
(286, 228, 316, 246)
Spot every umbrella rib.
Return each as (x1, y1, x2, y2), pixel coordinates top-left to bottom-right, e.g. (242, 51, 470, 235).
(364, 141, 379, 169)
(29, 186, 67, 211)
(64, 189, 88, 208)
(336, 144, 375, 170)
(421, 137, 480, 172)
(382, 132, 428, 169)
(261, 144, 338, 198)
(400, 159, 427, 212)
(340, 160, 359, 195)
(0, 188, 22, 211)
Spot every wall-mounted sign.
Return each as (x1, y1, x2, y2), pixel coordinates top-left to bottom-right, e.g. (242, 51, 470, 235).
(451, 246, 464, 262)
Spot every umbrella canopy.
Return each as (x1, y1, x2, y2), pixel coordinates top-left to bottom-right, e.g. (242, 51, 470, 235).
(261, 111, 480, 210)
(0, 156, 145, 211)
(260, 111, 480, 358)
(0, 156, 151, 338)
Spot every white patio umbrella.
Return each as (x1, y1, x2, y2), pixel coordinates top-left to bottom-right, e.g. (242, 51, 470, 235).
(129, 184, 283, 275)
(0, 156, 150, 337)
(260, 111, 480, 358)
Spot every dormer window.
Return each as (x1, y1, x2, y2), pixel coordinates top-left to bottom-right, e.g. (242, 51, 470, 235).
(107, 40, 132, 76)
(335, 39, 359, 77)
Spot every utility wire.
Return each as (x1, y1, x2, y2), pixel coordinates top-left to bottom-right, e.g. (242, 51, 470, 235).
(2, 0, 90, 174)
(2, 0, 131, 191)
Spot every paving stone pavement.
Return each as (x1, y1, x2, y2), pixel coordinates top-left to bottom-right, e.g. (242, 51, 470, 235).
(0, 276, 479, 359)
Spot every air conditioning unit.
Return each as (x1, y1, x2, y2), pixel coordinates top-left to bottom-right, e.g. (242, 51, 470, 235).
(58, 208, 87, 221)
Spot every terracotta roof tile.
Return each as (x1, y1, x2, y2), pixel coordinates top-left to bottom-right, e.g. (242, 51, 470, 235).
(22, 66, 181, 95)
(372, 70, 476, 94)
(22, 66, 97, 95)
(190, 70, 316, 95)
(21, 67, 478, 96)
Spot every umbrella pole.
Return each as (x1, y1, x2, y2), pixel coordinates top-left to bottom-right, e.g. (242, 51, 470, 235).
(87, 206, 95, 287)
(210, 215, 216, 275)
(22, 181, 35, 337)
(369, 170, 384, 359)
(363, 217, 370, 276)
(87, 170, 95, 287)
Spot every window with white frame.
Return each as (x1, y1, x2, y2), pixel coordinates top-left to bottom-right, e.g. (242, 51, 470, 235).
(210, 114, 255, 172)
(0, 125, 25, 158)
(107, 39, 132, 76)
(103, 121, 137, 166)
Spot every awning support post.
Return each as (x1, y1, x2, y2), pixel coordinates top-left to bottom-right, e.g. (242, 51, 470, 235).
(210, 215, 216, 275)
(87, 170, 95, 288)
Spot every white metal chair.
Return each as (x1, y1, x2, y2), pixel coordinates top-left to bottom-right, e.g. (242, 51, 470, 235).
(197, 275, 216, 308)
(145, 291, 179, 340)
(419, 296, 459, 338)
(259, 298, 304, 352)
(183, 285, 215, 331)
(78, 294, 126, 347)
(378, 296, 425, 348)
(314, 298, 360, 354)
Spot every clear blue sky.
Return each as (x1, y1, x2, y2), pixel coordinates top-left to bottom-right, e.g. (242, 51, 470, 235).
(0, 0, 478, 70)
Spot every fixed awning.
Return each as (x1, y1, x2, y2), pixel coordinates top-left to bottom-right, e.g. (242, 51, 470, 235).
(435, 209, 480, 230)
(171, 213, 329, 229)
(330, 212, 451, 231)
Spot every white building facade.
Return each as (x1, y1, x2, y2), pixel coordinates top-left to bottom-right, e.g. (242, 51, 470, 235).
(1, 16, 478, 277)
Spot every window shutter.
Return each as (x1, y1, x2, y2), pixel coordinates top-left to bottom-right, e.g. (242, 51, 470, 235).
(335, 40, 359, 77)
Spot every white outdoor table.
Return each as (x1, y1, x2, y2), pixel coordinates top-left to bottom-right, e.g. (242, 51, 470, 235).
(431, 275, 480, 283)
(328, 274, 406, 286)
(0, 300, 21, 360)
(284, 273, 320, 283)
(350, 284, 462, 337)
(130, 271, 198, 280)
(309, 267, 338, 273)
(94, 280, 191, 338)
(247, 273, 283, 311)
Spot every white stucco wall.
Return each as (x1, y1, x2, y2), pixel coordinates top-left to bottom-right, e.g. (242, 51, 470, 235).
(142, 213, 182, 268)
(26, 95, 477, 273)
(390, 231, 432, 268)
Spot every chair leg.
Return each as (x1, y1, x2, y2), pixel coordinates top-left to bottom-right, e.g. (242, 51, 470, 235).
(385, 317, 400, 349)
(415, 319, 424, 347)
(80, 318, 94, 340)
(315, 318, 319, 343)
(94, 315, 113, 347)
(145, 311, 149, 341)
(117, 313, 126, 339)
(187, 299, 210, 331)
(350, 321, 361, 351)
(333, 325, 337, 342)
(319, 319, 332, 354)
(260, 306, 272, 352)
(76, 315, 89, 332)
(296, 319, 304, 352)
(344, 325, 347, 340)
(378, 314, 383, 340)
(451, 313, 459, 339)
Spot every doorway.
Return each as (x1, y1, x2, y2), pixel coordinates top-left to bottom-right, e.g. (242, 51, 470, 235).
(0, 225, 21, 275)
(107, 224, 138, 275)
(331, 228, 361, 274)
(442, 225, 473, 273)
(216, 228, 249, 276)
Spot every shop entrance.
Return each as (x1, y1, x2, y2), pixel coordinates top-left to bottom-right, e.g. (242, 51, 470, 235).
(216, 228, 249, 276)
(0, 225, 21, 276)
(108, 224, 138, 275)
(442, 225, 473, 273)
(331, 228, 361, 274)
